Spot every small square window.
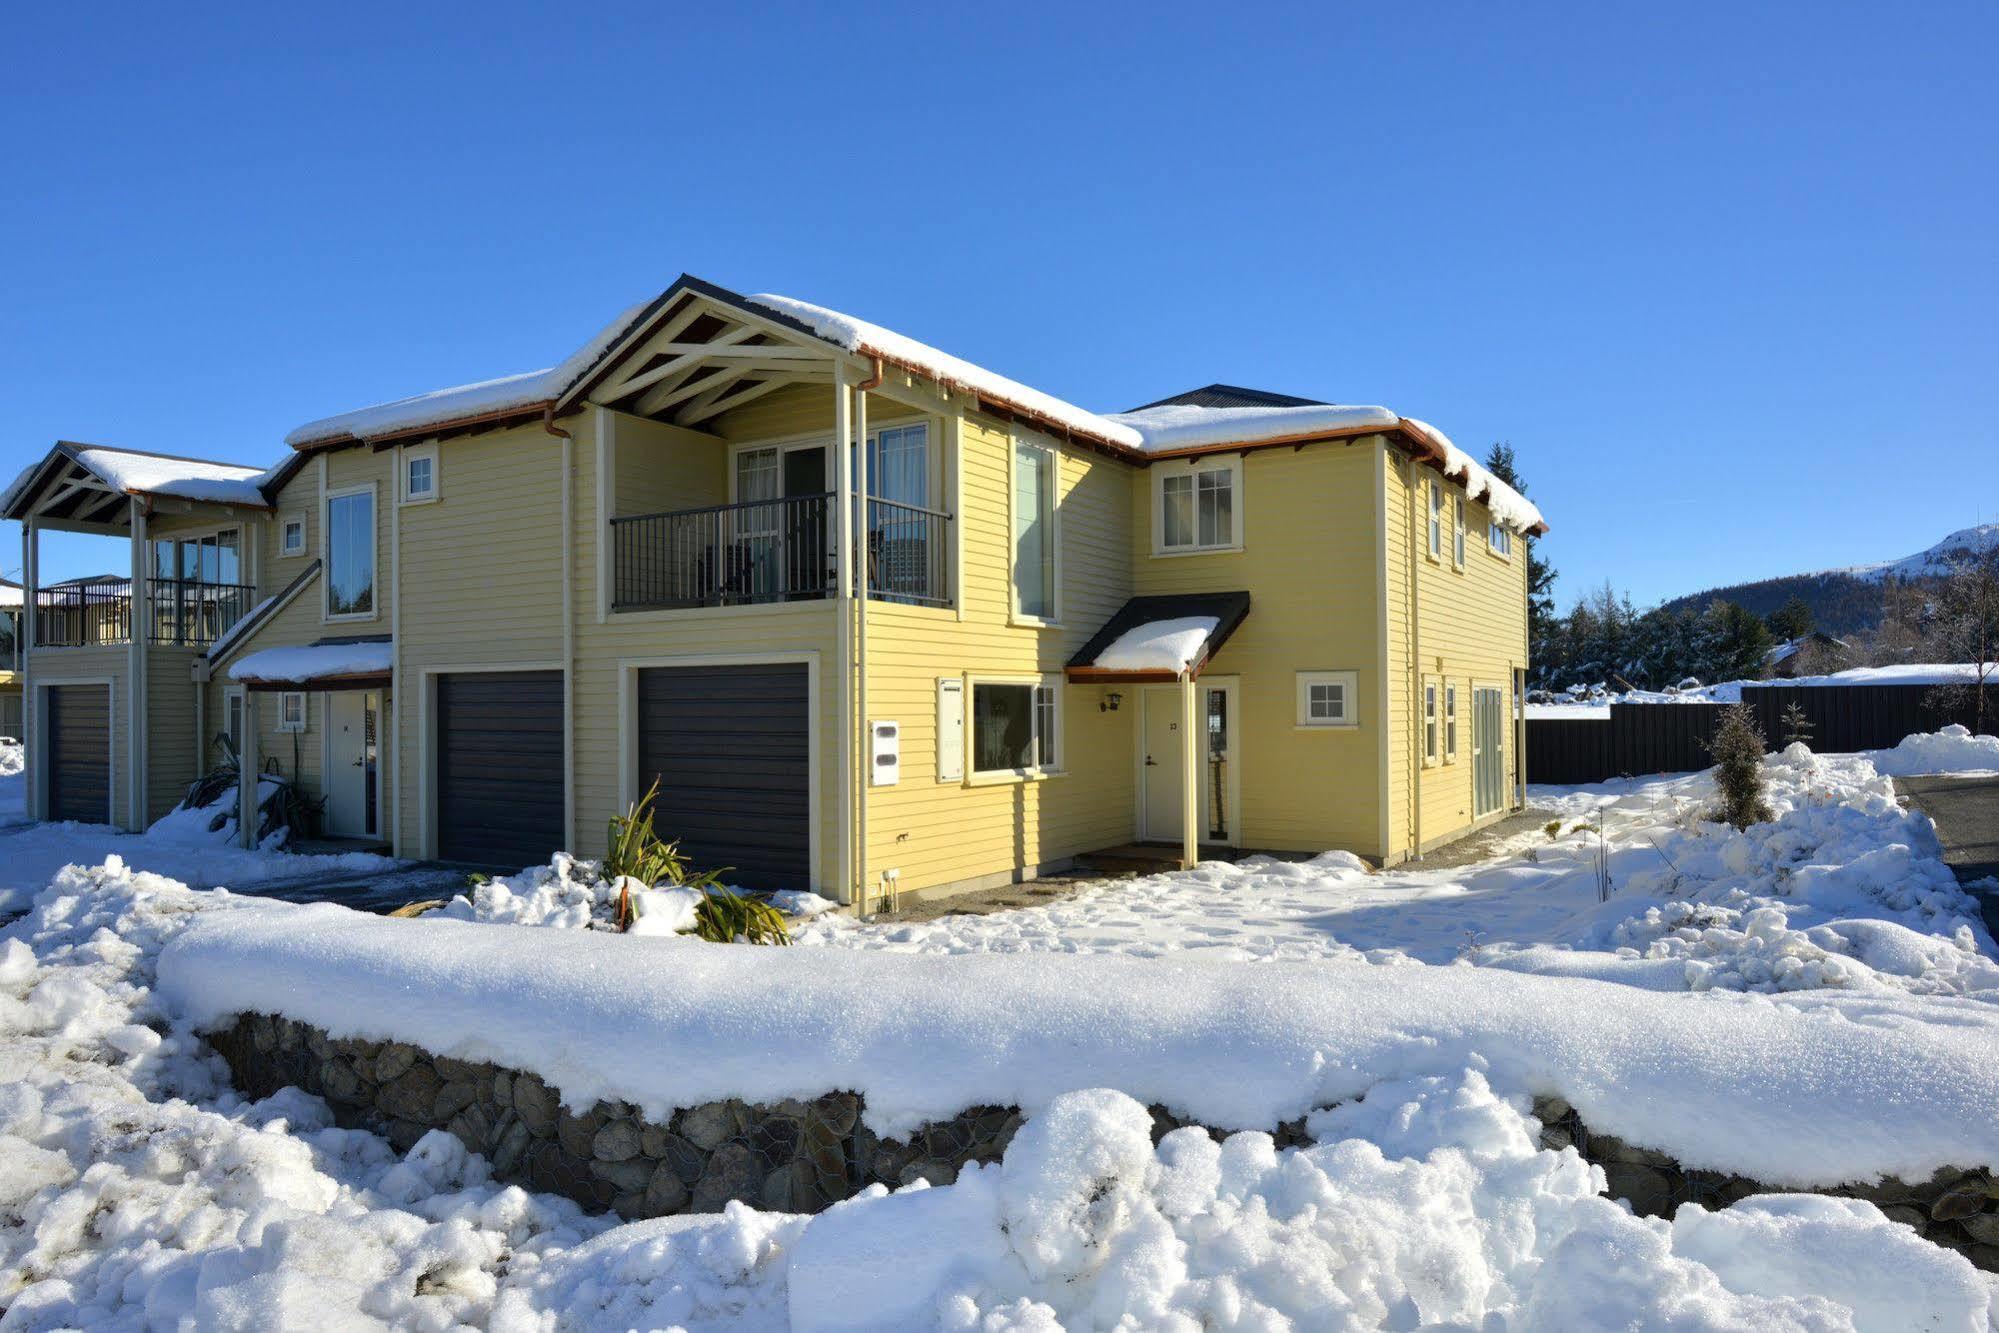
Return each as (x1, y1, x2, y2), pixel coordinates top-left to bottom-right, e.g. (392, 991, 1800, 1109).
(1298, 671, 1358, 727)
(402, 445, 438, 503)
(278, 691, 306, 734)
(280, 515, 306, 557)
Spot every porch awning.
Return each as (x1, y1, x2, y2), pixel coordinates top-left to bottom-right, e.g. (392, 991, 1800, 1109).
(1065, 592, 1250, 683)
(229, 637, 393, 692)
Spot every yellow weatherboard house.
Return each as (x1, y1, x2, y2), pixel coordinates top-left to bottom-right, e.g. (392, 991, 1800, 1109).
(5, 274, 1546, 909)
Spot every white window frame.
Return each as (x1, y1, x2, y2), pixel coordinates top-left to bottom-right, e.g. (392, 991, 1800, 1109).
(1452, 495, 1467, 568)
(322, 482, 379, 623)
(1488, 513, 1513, 558)
(1445, 682, 1459, 762)
(1153, 455, 1243, 557)
(1423, 678, 1440, 766)
(400, 442, 439, 505)
(277, 691, 307, 734)
(279, 510, 307, 558)
(1426, 480, 1443, 560)
(1008, 436, 1061, 626)
(967, 673, 1063, 783)
(1296, 670, 1359, 728)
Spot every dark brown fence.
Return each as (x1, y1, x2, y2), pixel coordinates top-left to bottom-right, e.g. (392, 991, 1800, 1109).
(1526, 683, 1997, 785)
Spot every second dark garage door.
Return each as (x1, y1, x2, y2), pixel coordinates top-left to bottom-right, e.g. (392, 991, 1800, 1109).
(636, 663, 810, 890)
(435, 671, 564, 869)
(46, 684, 111, 824)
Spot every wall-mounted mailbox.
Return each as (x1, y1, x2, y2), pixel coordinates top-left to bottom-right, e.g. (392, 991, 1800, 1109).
(871, 719, 899, 786)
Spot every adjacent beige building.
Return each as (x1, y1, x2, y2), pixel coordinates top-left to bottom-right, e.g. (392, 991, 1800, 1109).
(5, 274, 1545, 908)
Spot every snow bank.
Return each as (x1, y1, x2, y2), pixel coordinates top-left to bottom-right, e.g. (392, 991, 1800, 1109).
(0, 738, 22, 777)
(747, 293, 1143, 451)
(1089, 615, 1218, 673)
(787, 1077, 1992, 1332)
(1866, 724, 1999, 776)
(283, 301, 651, 447)
(1101, 402, 1398, 452)
(159, 896, 1999, 1186)
(70, 447, 269, 508)
(228, 640, 392, 684)
(1785, 663, 1997, 688)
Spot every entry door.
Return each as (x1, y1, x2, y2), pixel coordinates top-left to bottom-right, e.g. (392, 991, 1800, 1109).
(1140, 684, 1234, 845)
(1473, 686, 1505, 817)
(326, 691, 379, 837)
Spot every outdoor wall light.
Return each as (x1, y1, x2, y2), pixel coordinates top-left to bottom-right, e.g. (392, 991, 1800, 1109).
(1101, 692, 1123, 713)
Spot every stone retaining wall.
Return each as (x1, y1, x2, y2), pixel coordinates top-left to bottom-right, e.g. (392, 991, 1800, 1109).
(209, 1013, 1997, 1272)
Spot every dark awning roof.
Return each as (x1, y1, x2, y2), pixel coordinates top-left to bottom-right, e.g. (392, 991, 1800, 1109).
(1065, 591, 1251, 683)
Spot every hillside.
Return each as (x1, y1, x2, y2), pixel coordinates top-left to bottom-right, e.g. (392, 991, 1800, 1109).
(1661, 523, 1999, 635)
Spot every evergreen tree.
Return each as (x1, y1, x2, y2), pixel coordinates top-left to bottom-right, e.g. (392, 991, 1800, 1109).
(1708, 704, 1773, 830)
(1767, 594, 1814, 641)
(1484, 443, 1558, 653)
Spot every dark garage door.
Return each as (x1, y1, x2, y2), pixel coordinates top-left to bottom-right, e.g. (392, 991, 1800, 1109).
(47, 684, 111, 824)
(636, 663, 810, 890)
(435, 671, 564, 869)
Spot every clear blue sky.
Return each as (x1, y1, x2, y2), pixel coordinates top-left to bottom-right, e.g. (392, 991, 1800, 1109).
(4, 2, 1992, 606)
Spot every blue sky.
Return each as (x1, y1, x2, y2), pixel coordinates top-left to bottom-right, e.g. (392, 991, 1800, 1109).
(3, 3, 1992, 606)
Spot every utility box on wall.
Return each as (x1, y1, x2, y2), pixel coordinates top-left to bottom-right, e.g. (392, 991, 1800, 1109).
(871, 719, 899, 786)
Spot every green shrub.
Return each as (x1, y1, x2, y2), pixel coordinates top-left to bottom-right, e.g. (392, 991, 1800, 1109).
(1707, 704, 1773, 831)
(605, 781, 787, 943)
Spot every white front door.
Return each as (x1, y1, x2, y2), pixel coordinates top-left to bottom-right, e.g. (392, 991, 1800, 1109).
(326, 690, 379, 837)
(1141, 686, 1185, 841)
(1140, 682, 1236, 846)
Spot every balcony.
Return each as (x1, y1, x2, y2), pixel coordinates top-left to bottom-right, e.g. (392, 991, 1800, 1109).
(610, 494, 950, 612)
(35, 578, 256, 649)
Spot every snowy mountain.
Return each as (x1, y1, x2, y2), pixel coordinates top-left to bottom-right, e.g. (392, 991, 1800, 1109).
(1833, 522, 1999, 582)
(1661, 523, 1999, 635)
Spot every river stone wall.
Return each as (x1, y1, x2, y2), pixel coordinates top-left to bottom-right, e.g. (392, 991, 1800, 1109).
(209, 1012, 1997, 1271)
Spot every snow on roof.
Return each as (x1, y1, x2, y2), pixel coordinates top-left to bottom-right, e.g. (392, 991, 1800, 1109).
(283, 302, 652, 448)
(1102, 403, 1400, 454)
(1090, 616, 1219, 673)
(0, 583, 22, 609)
(746, 293, 1146, 450)
(56, 447, 270, 508)
(158, 901, 1999, 1185)
(228, 640, 393, 685)
(1401, 418, 1545, 533)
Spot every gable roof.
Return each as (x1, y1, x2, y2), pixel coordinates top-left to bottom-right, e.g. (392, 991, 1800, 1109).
(269, 275, 1547, 533)
(1127, 384, 1328, 412)
(1, 442, 275, 523)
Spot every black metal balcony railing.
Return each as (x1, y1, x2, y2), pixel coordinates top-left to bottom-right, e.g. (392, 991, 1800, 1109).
(146, 579, 256, 647)
(34, 579, 255, 648)
(612, 494, 835, 610)
(610, 493, 952, 612)
(866, 497, 951, 608)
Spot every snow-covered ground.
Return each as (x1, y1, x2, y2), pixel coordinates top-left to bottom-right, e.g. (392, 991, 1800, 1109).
(0, 738, 25, 828)
(4, 736, 1998, 1326)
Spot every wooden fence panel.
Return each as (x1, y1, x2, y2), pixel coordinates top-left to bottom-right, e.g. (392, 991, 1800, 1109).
(1528, 684, 1997, 785)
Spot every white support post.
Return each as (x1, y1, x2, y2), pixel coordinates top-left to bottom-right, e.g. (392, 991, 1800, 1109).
(1181, 672, 1199, 869)
(128, 499, 148, 829)
(21, 518, 34, 821)
(239, 692, 258, 848)
(833, 371, 854, 906)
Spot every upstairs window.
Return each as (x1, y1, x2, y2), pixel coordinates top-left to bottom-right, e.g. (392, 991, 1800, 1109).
(1157, 458, 1239, 554)
(402, 444, 438, 503)
(1427, 481, 1443, 558)
(280, 513, 306, 557)
(1453, 495, 1466, 567)
(326, 487, 376, 619)
(1012, 440, 1057, 621)
(1489, 520, 1512, 556)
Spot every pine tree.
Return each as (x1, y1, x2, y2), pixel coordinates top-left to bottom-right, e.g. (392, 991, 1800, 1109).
(1708, 705, 1772, 830)
(1767, 595, 1814, 642)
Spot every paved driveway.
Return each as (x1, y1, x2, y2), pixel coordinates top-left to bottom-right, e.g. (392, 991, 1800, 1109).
(1897, 775, 1999, 938)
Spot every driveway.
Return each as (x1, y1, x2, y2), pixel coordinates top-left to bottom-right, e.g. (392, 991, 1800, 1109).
(1897, 775, 1999, 939)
